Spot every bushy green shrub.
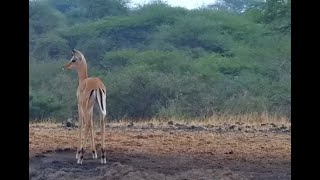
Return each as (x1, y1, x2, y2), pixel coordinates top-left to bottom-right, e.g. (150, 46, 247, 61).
(29, 1, 290, 121)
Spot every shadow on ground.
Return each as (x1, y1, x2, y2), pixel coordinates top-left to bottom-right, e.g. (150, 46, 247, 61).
(29, 148, 290, 180)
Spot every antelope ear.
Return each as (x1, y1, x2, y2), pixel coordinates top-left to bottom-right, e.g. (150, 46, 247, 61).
(72, 49, 77, 55)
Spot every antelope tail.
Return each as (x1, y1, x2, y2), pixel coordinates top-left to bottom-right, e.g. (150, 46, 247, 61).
(96, 88, 106, 116)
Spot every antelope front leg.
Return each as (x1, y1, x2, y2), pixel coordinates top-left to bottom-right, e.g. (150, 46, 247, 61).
(76, 105, 83, 160)
(76, 119, 84, 163)
(77, 112, 92, 164)
(100, 113, 106, 164)
(77, 122, 90, 164)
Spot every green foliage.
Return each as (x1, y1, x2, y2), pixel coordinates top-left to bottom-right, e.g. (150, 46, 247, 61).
(262, 0, 291, 33)
(208, 0, 265, 13)
(29, 1, 291, 121)
(105, 68, 177, 119)
(245, 0, 291, 34)
(29, 1, 67, 35)
(29, 62, 78, 119)
(78, 0, 129, 19)
(31, 34, 69, 60)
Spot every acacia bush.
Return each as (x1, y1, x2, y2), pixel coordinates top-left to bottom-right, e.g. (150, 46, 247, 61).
(29, 0, 291, 121)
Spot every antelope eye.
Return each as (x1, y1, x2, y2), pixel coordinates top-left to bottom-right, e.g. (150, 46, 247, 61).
(71, 59, 76, 63)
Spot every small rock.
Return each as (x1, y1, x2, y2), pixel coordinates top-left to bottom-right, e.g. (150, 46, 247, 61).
(66, 118, 74, 127)
(175, 123, 188, 129)
(128, 122, 134, 127)
(229, 125, 237, 130)
(245, 129, 254, 133)
(147, 123, 154, 128)
(167, 121, 174, 125)
(35, 154, 46, 158)
(66, 121, 72, 127)
(136, 135, 144, 139)
(280, 126, 287, 130)
(270, 123, 276, 127)
(190, 125, 204, 131)
(269, 127, 278, 132)
(225, 150, 234, 154)
(261, 123, 267, 126)
(206, 124, 215, 128)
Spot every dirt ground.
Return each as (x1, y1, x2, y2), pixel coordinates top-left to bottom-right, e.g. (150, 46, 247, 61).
(29, 121, 291, 180)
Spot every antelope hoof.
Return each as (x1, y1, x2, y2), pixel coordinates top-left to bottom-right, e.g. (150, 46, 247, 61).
(101, 157, 107, 164)
(92, 150, 98, 159)
(76, 148, 85, 164)
(101, 149, 106, 164)
(76, 151, 79, 159)
(77, 156, 84, 164)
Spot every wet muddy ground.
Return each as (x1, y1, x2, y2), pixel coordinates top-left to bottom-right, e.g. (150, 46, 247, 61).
(29, 122, 291, 180)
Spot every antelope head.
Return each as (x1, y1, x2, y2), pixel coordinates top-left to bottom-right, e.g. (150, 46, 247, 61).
(62, 49, 86, 71)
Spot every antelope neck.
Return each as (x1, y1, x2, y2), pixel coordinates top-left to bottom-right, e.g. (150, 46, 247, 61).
(76, 61, 88, 85)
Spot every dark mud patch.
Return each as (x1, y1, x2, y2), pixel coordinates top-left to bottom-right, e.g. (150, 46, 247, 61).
(30, 149, 290, 180)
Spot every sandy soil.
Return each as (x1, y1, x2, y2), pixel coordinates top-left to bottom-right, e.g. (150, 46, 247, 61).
(29, 122, 291, 180)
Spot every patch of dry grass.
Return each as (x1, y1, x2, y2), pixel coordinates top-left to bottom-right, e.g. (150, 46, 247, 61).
(29, 114, 291, 163)
(32, 112, 289, 123)
(81, 113, 290, 129)
(30, 113, 290, 129)
(191, 112, 290, 126)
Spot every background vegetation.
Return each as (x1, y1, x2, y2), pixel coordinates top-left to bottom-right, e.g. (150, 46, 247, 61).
(29, 0, 291, 121)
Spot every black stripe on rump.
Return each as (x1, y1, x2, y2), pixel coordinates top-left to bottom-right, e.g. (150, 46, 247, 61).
(89, 90, 94, 100)
(99, 89, 104, 111)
